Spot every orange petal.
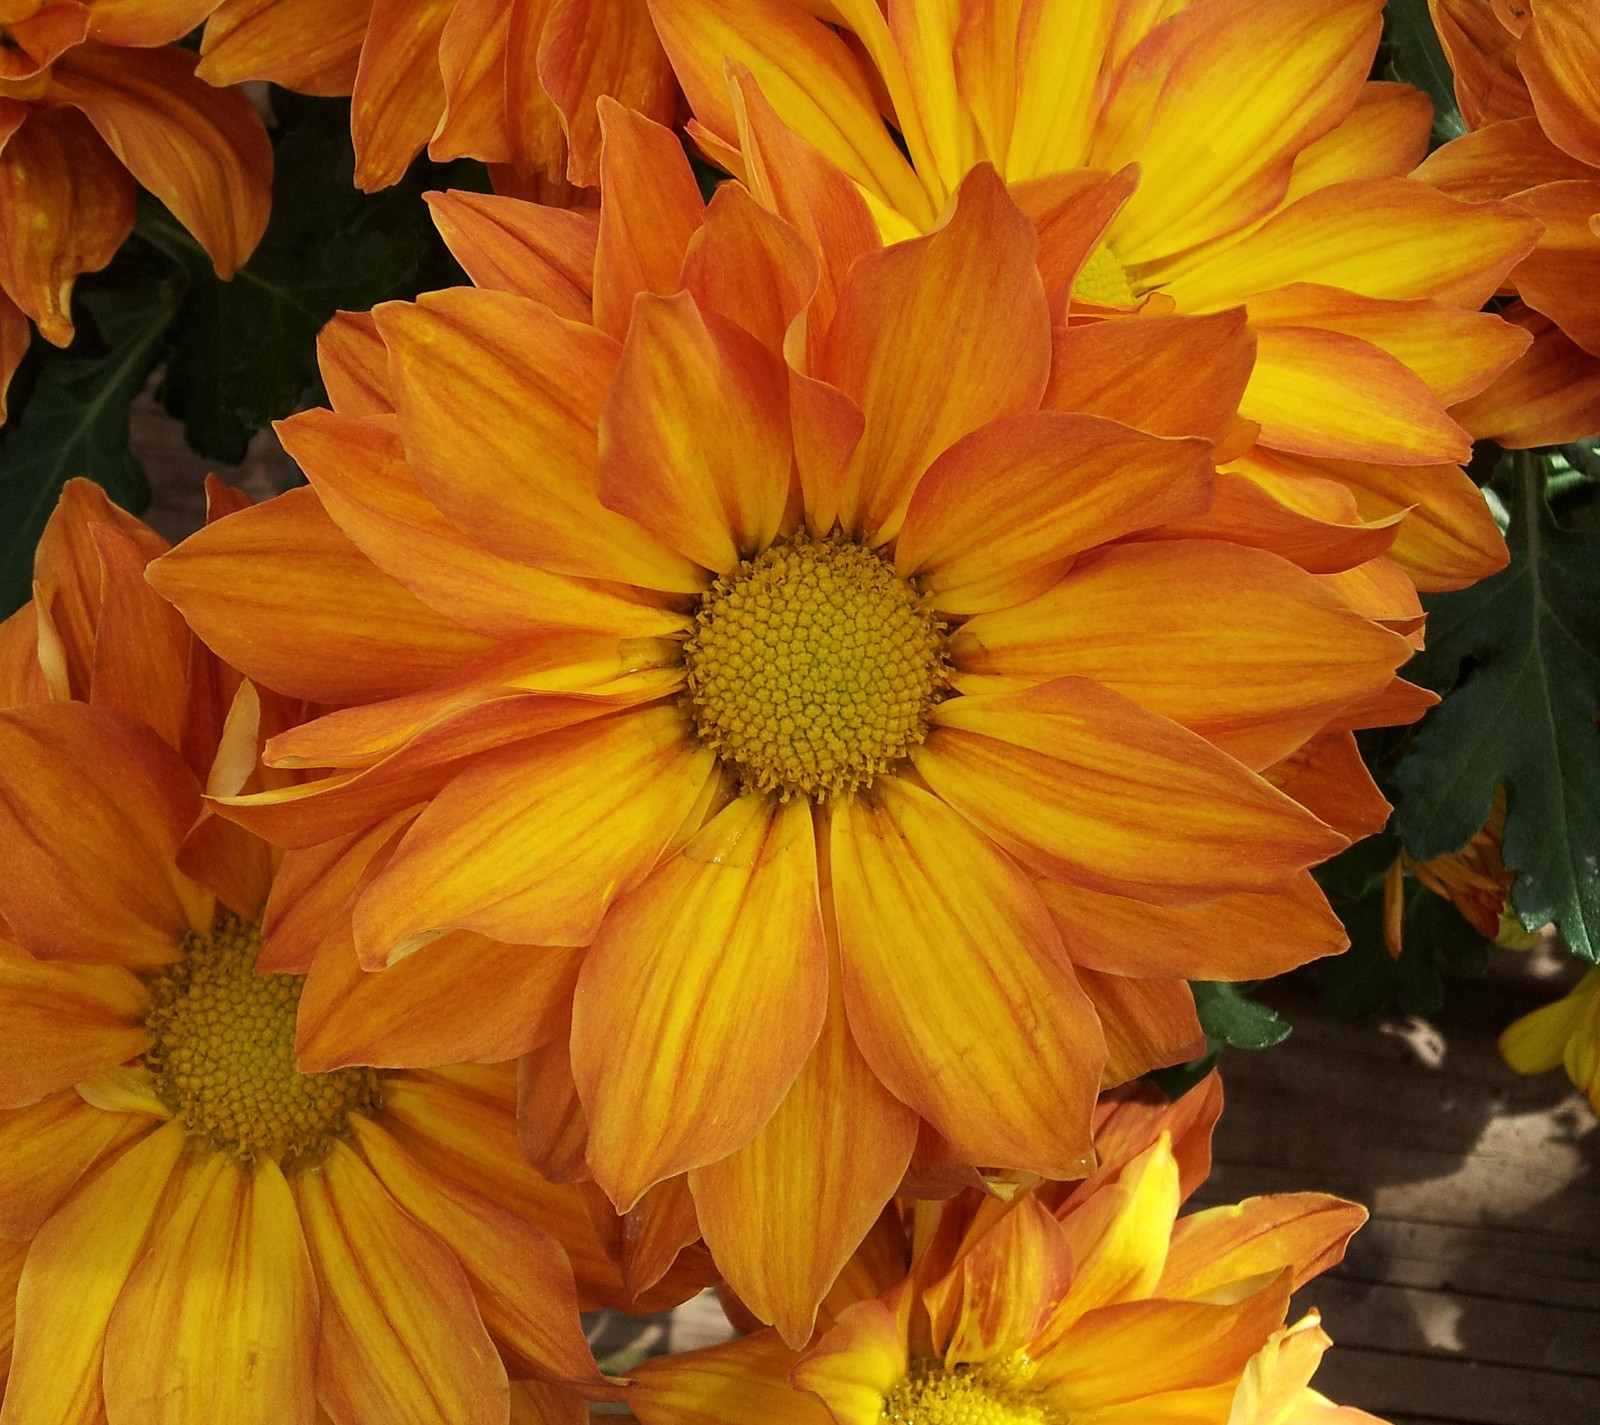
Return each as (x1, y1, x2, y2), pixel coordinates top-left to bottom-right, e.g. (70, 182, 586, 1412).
(278, 407, 685, 642)
(49, 42, 270, 277)
(1507, 180, 1600, 358)
(818, 165, 1051, 542)
(315, 310, 393, 416)
(1453, 305, 1600, 448)
(353, 706, 714, 960)
(1040, 871, 1348, 982)
(429, 0, 512, 166)
(1083, 1074, 1223, 1212)
(950, 541, 1411, 771)
(294, 1139, 509, 1425)
(516, 1033, 589, 1183)
(501, 0, 568, 184)
(1010, 166, 1140, 323)
(348, 1115, 606, 1389)
(598, 290, 791, 574)
(1241, 325, 1472, 466)
(377, 286, 701, 591)
(790, 1297, 909, 1425)
(915, 680, 1347, 903)
(830, 778, 1103, 1178)
(1044, 309, 1257, 444)
(687, 956, 917, 1346)
(349, 0, 451, 191)
(103, 1155, 318, 1425)
(1264, 730, 1393, 844)
(1078, 970, 1206, 1087)
(0, 286, 28, 422)
(148, 486, 492, 704)
(1162, 178, 1541, 313)
(592, 99, 705, 342)
(1158, 1193, 1366, 1300)
(540, 0, 677, 188)
(573, 795, 827, 1209)
(0, 940, 149, 1106)
(2, 2, 89, 81)
(0, 105, 133, 344)
(87, 0, 215, 46)
(0, 702, 202, 967)
(0, 1088, 151, 1238)
(1429, 0, 1532, 128)
(0, 1120, 185, 1425)
(424, 190, 596, 318)
(895, 412, 1213, 616)
(298, 930, 581, 1071)
(633, 1330, 829, 1425)
(1284, 79, 1434, 199)
(1521, 0, 1600, 169)
(1417, 115, 1594, 202)
(197, 0, 370, 95)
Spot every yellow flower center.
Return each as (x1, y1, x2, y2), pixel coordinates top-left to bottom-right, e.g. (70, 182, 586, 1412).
(683, 533, 948, 801)
(143, 912, 382, 1165)
(883, 1357, 1063, 1425)
(1071, 243, 1139, 307)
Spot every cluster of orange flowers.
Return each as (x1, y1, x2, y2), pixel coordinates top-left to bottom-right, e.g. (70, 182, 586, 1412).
(0, 0, 1594, 1421)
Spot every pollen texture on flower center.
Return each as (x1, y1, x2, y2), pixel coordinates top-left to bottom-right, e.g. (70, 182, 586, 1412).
(683, 533, 948, 801)
(143, 911, 382, 1164)
(1071, 243, 1138, 307)
(882, 1357, 1063, 1425)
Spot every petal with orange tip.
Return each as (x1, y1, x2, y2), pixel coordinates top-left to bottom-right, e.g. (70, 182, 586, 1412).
(1040, 872, 1348, 983)
(1162, 178, 1540, 313)
(197, 0, 368, 94)
(1454, 307, 1600, 449)
(0, 941, 148, 1107)
(0, 1119, 185, 1425)
(49, 43, 270, 277)
(279, 407, 686, 643)
(916, 681, 1347, 904)
(0, 703, 202, 968)
(1, 3, 88, 82)
(1507, 180, 1600, 359)
(1158, 1193, 1366, 1302)
(430, 0, 512, 166)
(1520, 0, 1600, 169)
(632, 1330, 827, 1425)
(297, 931, 581, 1072)
(1000, 0, 1122, 177)
(592, 99, 705, 341)
(1417, 116, 1594, 203)
(353, 705, 714, 960)
(688, 956, 917, 1347)
(819, 166, 1051, 542)
(1009, 166, 1140, 323)
(1430, 0, 1531, 128)
(348, 1115, 606, 1390)
(791, 1297, 908, 1425)
(349, 0, 450, 191)
(316, 310, 393, 417)
(1284, 80, 1434, 200)
(0, 1089, 150, 1238)
(516, 1033, 589, 1183)
(599, 291, 791, 575)
(949, 540, 1409, 771)
(1263, 731, 1393, 843)
(830, 778, 1103, 1178)
(377, 286, 702, 592)
(1241, 325, 1472, 466)
(295, 1138, 509, 1425)
(148, 486, 493, 704)
(424, 191, 596, 318)
(86, 0, 215, 46)
(540, 0, 677, 189)
(573, 795, 827, 1209)
(1044, 309, 1257, 445)
(1107, 0, 1381, 259)
(0, 105, 134, 345)
(1078, 971, 1207, 1089)
(680, 181, 817, 353)
(102, 1155, 318, 1425)
(897, 413, 1213, 616)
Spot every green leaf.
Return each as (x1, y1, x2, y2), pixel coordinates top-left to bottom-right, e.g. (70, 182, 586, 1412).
(1393, 458, 1600, 961)
(1190, 981, 1292, 1050)
(0, 280, 180, 616)
(1381, 0, 1468, 144)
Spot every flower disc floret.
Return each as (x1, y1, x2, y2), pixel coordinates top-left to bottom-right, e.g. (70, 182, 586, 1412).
(883, 1356, 1062, 1425)
(143, 912, 382, 1164)
(683, 533, 949, 801)
(1070, 244, 1139, 306)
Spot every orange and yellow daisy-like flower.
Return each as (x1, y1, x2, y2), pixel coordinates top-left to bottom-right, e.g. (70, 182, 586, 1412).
(1500, 967, 1600, 1116)
(151, 109, 1420, 1337)
(195, 0, 676, 195)
(0, 0, 272, 420)
(0, 480, 713, 1424)
(646, 0, 1541, 597)
(629, 1074, 1383, 1425)
(1419, 0, 1600, 447)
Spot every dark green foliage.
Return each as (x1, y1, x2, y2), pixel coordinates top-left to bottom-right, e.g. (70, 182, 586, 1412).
(1379, 0, 1469, 144)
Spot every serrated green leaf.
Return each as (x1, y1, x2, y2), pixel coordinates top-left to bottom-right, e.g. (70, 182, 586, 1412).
(1382, 0, 1468, 144)
(1190, 981, 1292, 1050)
(0, 281, 180, 615)
(1393, 460, 1600, 961)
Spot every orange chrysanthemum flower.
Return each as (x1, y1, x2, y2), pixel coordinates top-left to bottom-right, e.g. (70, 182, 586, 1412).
(151, 110, 1420, 1337)
(0, 0, 273, 419)
(1418, 0, 1600, 447)
(0, 480, 710, 1425)
(647, 0, 1541, 596)
(630, 1076, 1383, 1425)
(195, 0, 676, 195)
